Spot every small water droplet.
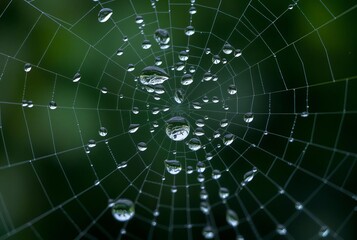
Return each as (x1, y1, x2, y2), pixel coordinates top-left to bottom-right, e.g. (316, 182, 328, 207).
(234, 49, 242, 57)
(111, 199, 135, 222)
(227, 84, 237, 95)
(186, 166, 193, 174)
(132, 107, 139, 114)
(154, 29, 170, 46)
(135, 15, 144, 24)
(196, 161, 206, 173)
(318, 226, 329, 238)
(179, 50, 189, 61)
(27, 100, 33, 108)
(117, 161, 127, 169)
(140, 66, 169, 86)
(276, 224, 287, 235)
(128, 124, 140, 133)
(188, 138, 201, 151)
(171, 185, 177, 193)
(185, 26, 195, 36)
(194, 127, 205, 136)
(220, 119, 229, 128)
(98, 8, 113, 23)
(226, 209, 239, 227)
(205, 48, 211, 54)
(99, 127, 108, 137)
(181, 74, 193, 86)
(49, 101, 57, 110)
(165, 159, 182, 175)
(243, 112, 254, 123)
(142, 39, 152, 49)
(174, 89, 185, 104)
(212, 96, 219, 103)
(195, 119, 205, 127)
(116, 48, 124, 56)
(101, 87, 108, 94)
(137, 142, 147, 151)
(212, 55, 221, 64)
(155, 57, 162, 66)
(165, 116, 190, 141)
(192, 102, 201, 109)
(88, 139, 96, 148)
(200, 189, 208, 200)
(202, 226, 214, 239)
(301, 111, 309, 117)
(243, 169, 255, 183)
(189, 6, 197, 14)
(24, 63, 32, 72)
(197, 173, 205, 182)
(127, 64, 135, 72)
(219, 187, 229, 199)
(212, 169, 221, 179)
(223, 133, 234, 146)
(295, 202, 303, 210)
(203, 72, 212, 81)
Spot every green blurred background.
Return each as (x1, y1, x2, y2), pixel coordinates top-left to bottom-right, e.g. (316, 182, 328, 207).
(0, 0, 356, 239)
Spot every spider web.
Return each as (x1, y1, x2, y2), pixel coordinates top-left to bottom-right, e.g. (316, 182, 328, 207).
(0, 0, 356, 239)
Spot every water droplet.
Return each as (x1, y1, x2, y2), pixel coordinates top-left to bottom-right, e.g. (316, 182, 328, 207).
(205, 48, 211, 54)
(151, 107, 160, 115)
(200, 189, 208, 200)
(220, 119, 229, 128)
(175, 62, 185, 71)
(181, 74, 193, 86)
(123, 36, 128, 42)
(99, 127, 108, 137)
(185, 26, 195, 36)
(116, 48, 124, 56)
(202, 226, 214, 239)
(49, 101, 57, 110)
(88, 139, 96, 148)
(227, 84, 237, 95)
(189, 65, 196, 73)
(27, 100, 33, 108)
(162, 105, 170, 112)
(276, 225, 287, 235)
(72, 72, 81, 82)
(153, 209, 159, 216)
(171, 185, 177, 193)
(195, 119, 205, 127)
(226, 209, 239, 227)
(212, 96, 219, 103)
(135, 15, 144, 24)
(111, 199, 135, 222)
(94, 180, 100, 186)
(155, 57, 162, 66)
(98, 8, 113, 23)
(179, 50, 189, 61)
(165, 116, 190, 141)
(223, 43, 234, 54)
(196, 161, 206, 173)
(202, 96, 209, 103)
(318, 226, 329, 238)
(212, 55, 221, 64)
(132, 107, 139, 114)
(234, 49, 242, 57)
(219, 187, 229, 199)
(203, 72, 212, 81)
(186, 166, 194, 174)
(223, 133, 234, 146)
(140, 66, 169, 86)
(199, 201, 209, 215)
(192, 102, 201, 109)
(288, 4, 294, 10)
(213, 130, 221, 138)
(154, 29, 170, 45)
(197, 173, 205, 182)
(142, 39, 152, 49)
(243, 112, 254, 123)
(174, 89, 185, 104)
(137, 142, 147, 151)
(206, 153, 213, 161)
(288, 137, 294, 143)
(243, 169, 256, 183)
(301, 111, 309, 117)
(188, 138, 201, 151)
(212, 169, 221, 179)
(22, 100, 28, 107)
(117, 161, 127, 169)
(295, 202, 303, 210)
(189, 6, 197, 14)
(24, 63, 32, 72)
(194, 127, 205, 136)
(127, 64, 135, 72)
(101, 87, 108, 94)
(165, 159, 182, 175)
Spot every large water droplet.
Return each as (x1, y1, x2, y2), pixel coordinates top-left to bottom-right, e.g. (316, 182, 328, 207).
(154, 29, 170, 45)
(243, 112, 254, 123)
(111, 199, 135, 222)
(140, 66, 169, 86)
(98, 8, 113, 23)
(165, 116, 190, 141)
(202, 226, 214, 239)
(137, 142, 147, 151)
(226, 209, 239, 227)
(188, 138, 201, 151)
(165, 159, 182, 175)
